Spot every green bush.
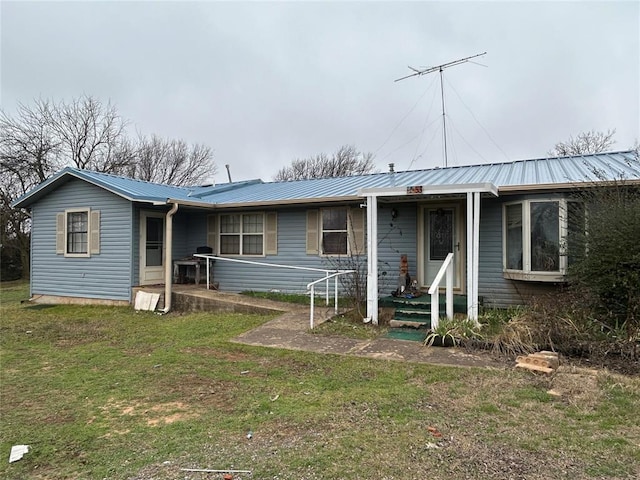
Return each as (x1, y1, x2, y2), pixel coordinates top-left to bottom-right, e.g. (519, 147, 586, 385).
(568, 180, 640, 342)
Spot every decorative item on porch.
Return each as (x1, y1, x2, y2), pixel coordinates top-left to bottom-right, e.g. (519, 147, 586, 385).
(392, 254, 421, 298)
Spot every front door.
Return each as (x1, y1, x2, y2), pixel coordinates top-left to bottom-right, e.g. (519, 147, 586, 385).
(140, 212, 165, 284)
(419, 204, 463, 290)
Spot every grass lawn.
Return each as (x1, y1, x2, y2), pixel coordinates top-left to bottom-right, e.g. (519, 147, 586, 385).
(1, 281, 639, 479)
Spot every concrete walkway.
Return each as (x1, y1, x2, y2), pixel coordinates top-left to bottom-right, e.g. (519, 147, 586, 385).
(230, 300, 505, 370)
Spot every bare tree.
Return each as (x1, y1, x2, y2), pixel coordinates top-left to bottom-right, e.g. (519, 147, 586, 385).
(1, 103, 60, 280)
(549, 129, 617, 157)
(1, 101, 60, 186)
(274, 145, 376, 181)
(127, 135, 216, 185)
(1, 95, 218, 279)
(43, 95, 130, 173)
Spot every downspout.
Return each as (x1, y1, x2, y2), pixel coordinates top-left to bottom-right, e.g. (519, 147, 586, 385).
(160, 202, 179, 313)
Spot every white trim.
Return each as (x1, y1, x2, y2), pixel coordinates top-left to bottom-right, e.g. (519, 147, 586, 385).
(358, 182, 499, 198)
(139, 210, 166, 285)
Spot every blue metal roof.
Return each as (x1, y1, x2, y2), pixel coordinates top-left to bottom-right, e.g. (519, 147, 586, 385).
(11, 167, 263, 207)
(12, 151, 640, 209)
(198, 150, 640, 205)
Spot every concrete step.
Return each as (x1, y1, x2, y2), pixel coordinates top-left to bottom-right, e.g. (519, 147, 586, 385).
(389, 318, 430, 329)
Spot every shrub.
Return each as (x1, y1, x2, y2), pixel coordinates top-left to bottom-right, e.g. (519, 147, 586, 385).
(568, 179, 640, 343)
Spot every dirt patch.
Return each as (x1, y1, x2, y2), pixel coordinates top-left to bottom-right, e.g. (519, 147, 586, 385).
(101, 398, 197, 428)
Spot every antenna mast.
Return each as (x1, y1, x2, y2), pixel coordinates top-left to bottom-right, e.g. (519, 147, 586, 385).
(396, 52, 486, 167)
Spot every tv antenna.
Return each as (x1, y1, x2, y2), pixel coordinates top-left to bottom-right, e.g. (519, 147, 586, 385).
(395, 52, 487, 167)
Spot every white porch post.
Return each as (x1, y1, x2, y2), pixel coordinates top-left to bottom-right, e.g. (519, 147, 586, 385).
(465, 192, 481, 323)
(366, 195, 378, 325)
(472, 191, 481, 322)
(466, 193, 474, 319)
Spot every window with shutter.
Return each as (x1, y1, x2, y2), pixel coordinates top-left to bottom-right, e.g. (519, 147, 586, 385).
(218, 212, 266, 256)
(58, 208, 99, 257)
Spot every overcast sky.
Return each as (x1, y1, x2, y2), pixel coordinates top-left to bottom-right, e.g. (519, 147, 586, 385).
(2, 1, 638, 184)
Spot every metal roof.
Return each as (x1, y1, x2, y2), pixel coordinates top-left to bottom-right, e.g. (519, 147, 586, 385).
(12, 151, 640, 209)
(196, 150, 640, 205)
(11, 168, 263, 207)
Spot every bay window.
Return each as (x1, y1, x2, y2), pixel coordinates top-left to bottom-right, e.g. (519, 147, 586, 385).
(503, 199, 584, 281)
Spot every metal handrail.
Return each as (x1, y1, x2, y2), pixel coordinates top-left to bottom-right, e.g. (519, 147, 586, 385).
(307, 270, 355, 329)
(427, 252, 454, 330)
(193, 254, 353, 327)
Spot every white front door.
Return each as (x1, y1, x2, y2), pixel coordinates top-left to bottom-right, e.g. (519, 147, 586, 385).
(419, 204, 464, 290)
(140, 212, 165, 285)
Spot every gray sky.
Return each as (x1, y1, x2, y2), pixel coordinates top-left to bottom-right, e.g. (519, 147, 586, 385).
(2, 1, 639, 184)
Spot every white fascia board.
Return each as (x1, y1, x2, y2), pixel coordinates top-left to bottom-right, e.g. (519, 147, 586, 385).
(358, 182, 498, 197)
(166, 198, 217, 208)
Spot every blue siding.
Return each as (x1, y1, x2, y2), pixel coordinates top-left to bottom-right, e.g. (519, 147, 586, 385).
(209, 207, 344, 293)
(185, 211, 208, 254)
(30, 179, 133, 301)
(182, 203, 417, 296)
(377, 203, 418, 294)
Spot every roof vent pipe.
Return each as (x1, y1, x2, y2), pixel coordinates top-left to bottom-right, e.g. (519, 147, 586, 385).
(388, 163, 395, 173)
(388, 163, 396, 186)
(225, 164, 232, 183)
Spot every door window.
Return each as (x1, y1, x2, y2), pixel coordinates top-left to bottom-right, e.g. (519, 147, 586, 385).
(145, 217, 164, 267)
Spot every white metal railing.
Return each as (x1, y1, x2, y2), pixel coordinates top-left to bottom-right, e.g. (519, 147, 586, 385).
(307, 270, 355, 329)
(427, 252, 454, 330)
(193, 254, 353, 328)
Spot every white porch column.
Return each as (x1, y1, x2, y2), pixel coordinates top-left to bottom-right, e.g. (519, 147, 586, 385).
(472, 191, 481, 322)
(366, 195, 378, 325)
(466, 193, 474, 318)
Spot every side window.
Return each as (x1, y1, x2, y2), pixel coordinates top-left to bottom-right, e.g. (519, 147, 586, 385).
(530, 201, 560, 272)
(56, 209, 100, 257)
(306, 207, 365, 256)
(503, 199, 583, 279)
(67, 211, 89, 254)
(505, 203, 523, 270)
(321, 208, 348, 255)
(218, 213, 265, 256)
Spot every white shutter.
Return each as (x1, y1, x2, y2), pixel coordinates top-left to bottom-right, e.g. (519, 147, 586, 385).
(207, 215, 218, 254)
(265, 212, 278, 255)
(306, 210, 319, 255)
(56, 212, 65, 254)
(90, 210, 101, 255)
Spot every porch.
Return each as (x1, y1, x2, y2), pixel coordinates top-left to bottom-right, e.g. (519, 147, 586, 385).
(380, 293, 469, 341)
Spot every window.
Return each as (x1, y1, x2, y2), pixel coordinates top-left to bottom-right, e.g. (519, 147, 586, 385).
(503, 199, 584, 281)
(144, 216, 164, 266)
(67, 211, 88, 254)
(321, 208, 348, 255)
(219, 213, 264, 256)
(56, 208, 100, 257)
(306, 207, 365, 256)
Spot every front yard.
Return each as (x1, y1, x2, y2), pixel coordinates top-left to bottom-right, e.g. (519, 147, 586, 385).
(1, 281, 639, 479)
